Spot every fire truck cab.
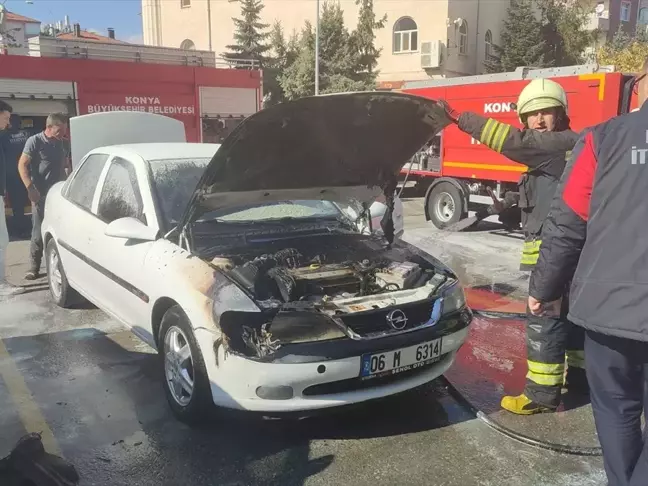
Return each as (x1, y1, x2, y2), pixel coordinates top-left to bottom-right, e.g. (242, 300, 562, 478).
(401, 64, 637, 229)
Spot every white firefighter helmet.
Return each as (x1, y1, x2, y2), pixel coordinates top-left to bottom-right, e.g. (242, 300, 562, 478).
(516, 78, 568, 122)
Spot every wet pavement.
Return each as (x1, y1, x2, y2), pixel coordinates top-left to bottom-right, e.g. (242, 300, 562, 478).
(0, 199, 606, 485)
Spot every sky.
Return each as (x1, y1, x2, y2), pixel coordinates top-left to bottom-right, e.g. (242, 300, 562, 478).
(5, 0, 143, 43)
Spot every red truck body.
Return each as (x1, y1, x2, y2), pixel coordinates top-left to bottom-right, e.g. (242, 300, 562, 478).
(397, 65, 637, 228)
(0, 55, 262, 142)
(1, 47, 262, 219)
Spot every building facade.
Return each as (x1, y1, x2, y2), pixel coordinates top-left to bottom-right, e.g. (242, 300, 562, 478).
(142, 0, 512, 85)
(1, 11, 41, 55)
(585, 0, 648, 43)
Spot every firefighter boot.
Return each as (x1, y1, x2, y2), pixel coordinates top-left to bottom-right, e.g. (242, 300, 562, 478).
(500, 393, 557, 415)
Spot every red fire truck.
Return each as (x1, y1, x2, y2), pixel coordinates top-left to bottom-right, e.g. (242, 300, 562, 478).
(1, 40, 262, 219)
(400, 64, 638, 229)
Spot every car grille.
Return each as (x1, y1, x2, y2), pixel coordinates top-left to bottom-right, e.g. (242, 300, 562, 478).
(339, 300, 435, 336)
(302, 354, 450, 396)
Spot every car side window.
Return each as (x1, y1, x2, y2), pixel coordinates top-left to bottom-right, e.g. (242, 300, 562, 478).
(96, 157, 146, 225)
(66, 154, 109, 211)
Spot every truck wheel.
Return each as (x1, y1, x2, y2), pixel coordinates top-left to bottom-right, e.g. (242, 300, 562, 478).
(427, 182, 465, 229)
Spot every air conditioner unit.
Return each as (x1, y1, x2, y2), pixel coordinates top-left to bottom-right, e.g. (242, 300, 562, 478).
(421, 40, 441, 69)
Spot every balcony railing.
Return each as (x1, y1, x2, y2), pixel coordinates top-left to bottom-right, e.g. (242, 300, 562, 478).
(16, 36, 259, 69)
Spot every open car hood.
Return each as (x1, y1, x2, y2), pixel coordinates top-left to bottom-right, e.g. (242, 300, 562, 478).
(178, 91, 449, 228)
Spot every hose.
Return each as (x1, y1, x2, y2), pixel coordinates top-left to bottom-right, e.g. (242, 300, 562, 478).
(444, 307, 603, 456)
(440, 375, 602, 456)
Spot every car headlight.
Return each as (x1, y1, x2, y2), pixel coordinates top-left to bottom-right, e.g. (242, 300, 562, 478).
(441, 282, 466, 314)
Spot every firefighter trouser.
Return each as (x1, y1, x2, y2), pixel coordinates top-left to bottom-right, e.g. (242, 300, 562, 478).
(525, 286, 586, 408)
(520, 238, 541, 271)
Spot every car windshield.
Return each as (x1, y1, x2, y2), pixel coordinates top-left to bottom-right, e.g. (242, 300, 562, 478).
(149, 157, 211, 226)
(149, 157, 352, 227)
(198, 200, 344, 225)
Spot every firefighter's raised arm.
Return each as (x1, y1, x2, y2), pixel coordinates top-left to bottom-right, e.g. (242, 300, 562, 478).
(456, 111, 579, 167)
(436, 79, 578, 170)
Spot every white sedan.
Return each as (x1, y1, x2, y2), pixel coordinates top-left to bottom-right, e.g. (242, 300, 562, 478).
(42, 93, 472, 424)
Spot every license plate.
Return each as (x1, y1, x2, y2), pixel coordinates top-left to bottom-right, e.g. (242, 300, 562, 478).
(360, 338, 443, 378)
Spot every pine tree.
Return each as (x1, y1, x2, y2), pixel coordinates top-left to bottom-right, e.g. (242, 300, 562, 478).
(279, 2, 368, 99)
(484, 0, 549, 73)
(264, 22, 299, 106)
(350, 0, 387, 86)
(223, 0, 271, 67)
(539, 0, 596, 67)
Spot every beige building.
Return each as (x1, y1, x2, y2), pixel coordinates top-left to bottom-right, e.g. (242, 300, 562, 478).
(142, 0, 512, 85)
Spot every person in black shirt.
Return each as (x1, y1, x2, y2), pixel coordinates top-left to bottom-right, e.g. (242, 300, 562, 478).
(0, 100, 24, 297)
(3, 114, 33, 238)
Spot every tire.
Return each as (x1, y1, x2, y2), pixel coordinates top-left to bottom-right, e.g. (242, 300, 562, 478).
(46, 239, 83, 308)
(426, 182, 466, 229)
(158, 305, 213, 425)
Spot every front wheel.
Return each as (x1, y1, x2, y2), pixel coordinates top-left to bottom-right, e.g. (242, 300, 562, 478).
(159, 305, 213, 425)
(426, 182, 466, 229)
(46, 239, 83, 308)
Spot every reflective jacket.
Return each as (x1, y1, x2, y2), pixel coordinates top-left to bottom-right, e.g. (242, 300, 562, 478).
(457, 113, 579, 269)
(530, 104, 648, 342)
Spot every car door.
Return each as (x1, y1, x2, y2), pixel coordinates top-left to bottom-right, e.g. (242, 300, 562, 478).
(54, 153, 111, 301)
(84, 155, 160, 333)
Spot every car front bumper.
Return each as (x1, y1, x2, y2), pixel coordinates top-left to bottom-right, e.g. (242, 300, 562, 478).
(196, 325, 470, 412)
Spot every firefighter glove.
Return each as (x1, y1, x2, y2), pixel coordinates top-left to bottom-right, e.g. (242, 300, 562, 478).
(437, 100, 461, 124)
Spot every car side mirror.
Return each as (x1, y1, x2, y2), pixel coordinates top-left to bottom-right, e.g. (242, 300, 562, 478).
(104, 217, 157, 241)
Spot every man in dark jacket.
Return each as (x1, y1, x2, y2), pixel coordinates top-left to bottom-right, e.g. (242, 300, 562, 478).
(440, 78, 585, 415)
(3, 114, 34, 238)
(529, 64, 648, 486)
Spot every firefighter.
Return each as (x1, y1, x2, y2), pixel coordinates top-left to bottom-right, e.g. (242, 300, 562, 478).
(438, 78, 588, 415)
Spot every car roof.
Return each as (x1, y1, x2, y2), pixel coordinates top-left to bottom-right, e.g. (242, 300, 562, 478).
(89, 143, 221, 162)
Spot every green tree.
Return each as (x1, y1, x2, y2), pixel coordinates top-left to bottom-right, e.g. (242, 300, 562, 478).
(484, 0, 548, 73)
(264, 22, 299, 106)
(279, 0, 384, 99)
(350, 0, 387, 84)
(485, 0, 595, 73)
(223, 0, 271, 66)
(598, 27, 648, 72)
(538, 0, 596, 66)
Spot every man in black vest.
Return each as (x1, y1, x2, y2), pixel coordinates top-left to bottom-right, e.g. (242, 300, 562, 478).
(3, 114, 34, 238)
(530, 61, 648, 485)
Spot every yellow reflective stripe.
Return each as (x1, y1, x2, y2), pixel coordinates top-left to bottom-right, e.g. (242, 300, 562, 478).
(527, 370, 565, 386)
(479, 119, 513, 153)
(566, 350, 586, 369)
(527, 359, 565, 386)
(528, 360, 564, 375)
(493, 125, 511, 153)
(520, 239, 542, 265)
(480, 118, 497, 147)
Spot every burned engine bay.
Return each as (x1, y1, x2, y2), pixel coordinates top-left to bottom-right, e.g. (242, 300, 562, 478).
(211, 236, 458, 359)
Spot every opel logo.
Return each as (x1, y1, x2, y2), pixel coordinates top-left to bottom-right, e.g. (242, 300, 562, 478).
(386, 309, 408, 330)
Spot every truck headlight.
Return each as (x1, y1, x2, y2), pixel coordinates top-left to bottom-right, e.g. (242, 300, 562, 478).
(442, 282, 466, 314)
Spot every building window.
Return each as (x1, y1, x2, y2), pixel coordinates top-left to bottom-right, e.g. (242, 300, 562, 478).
(181, 0, 191, 7)
(393, 17, 418, 53)
(180, 39, 195, 50)
(621, 1, 631, 21)
(485, 29, 493, 59)
(639, 0, 648, 24)
(458, 20, 468, 55)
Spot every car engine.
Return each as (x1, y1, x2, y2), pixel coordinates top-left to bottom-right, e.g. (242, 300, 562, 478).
(220, 247, 436, 304)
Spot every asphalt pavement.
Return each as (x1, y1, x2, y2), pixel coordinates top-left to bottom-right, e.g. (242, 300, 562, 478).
(0, 198, 606, 486)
